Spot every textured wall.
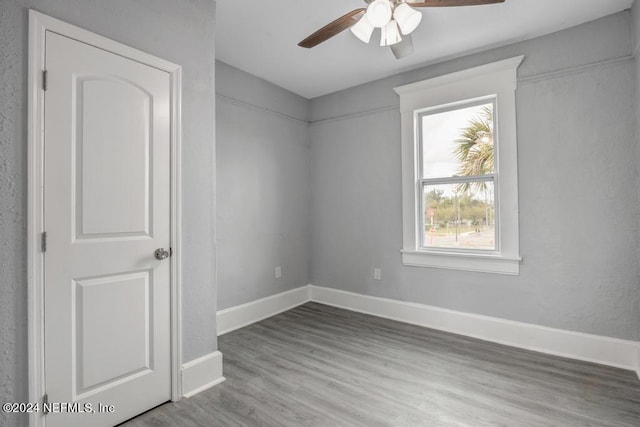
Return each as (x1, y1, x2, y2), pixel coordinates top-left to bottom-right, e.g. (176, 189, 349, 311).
(0, 4, 28, 426)
(633, 0, 640, 293)
(216, 61, 311, 310)
(309, 12, 640, 341)
(0, 1, 216, 426)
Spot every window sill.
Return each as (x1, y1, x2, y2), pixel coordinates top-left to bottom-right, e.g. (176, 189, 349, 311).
(401, 250, 521, 275)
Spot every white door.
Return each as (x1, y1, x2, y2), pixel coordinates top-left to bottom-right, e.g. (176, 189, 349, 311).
(43, 31, 172, 427)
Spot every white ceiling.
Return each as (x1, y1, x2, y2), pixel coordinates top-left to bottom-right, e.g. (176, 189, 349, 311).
(216, 0, 634, 99)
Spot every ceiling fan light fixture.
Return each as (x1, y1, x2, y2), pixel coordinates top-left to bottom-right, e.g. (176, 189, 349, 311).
(366, 0, 393, 28)
(350, 14, 375, 43)
(380, 19, 402, 47)
(390, 34, 414, 59)
(393, 3, 423, 35)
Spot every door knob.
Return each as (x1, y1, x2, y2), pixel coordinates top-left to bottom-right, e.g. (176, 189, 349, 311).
(154, 248, 170, 260)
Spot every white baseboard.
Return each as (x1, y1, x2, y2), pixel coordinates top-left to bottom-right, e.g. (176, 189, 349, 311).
(217, 285, 311, 335)
(214, 284, 639, 374)
(181, 351, 225, 398)
(310, 285, 640, 373)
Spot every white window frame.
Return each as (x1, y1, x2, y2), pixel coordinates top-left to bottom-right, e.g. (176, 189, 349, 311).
(416, 97, 498, 251)
(394, 56, 524, 275)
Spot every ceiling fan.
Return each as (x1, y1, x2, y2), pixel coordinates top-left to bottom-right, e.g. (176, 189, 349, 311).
(298, 0, 506, 59)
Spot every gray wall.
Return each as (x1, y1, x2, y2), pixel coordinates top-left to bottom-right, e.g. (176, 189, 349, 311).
(216, 61, 311, 310)
(633, 1, 640, 282)
(309, 11, 640, 341)
(0, 1, 217, 426)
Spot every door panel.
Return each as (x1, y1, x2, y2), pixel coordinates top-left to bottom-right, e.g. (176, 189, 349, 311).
(76, 77, 152, 238)
(44, 30, 171, 427)
(75, 271, 152, 395)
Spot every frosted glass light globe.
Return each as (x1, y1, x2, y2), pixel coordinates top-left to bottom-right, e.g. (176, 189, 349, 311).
(394, 3, 423, 35)
(351, 15, 375, 43)
(366, 0, 393, 28)
(380, 20, 402, 46)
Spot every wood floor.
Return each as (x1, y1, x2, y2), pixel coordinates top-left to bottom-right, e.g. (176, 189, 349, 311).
(124, 303, 640, 426)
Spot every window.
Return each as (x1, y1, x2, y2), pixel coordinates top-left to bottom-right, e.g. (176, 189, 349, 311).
(394, 57, 523, 275)
(419, 99, 497, 251)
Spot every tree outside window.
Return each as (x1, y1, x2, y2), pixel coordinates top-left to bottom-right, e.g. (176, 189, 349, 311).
(419, 101, 496, 250)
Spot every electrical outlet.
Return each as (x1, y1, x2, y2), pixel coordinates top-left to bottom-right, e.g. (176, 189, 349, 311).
(275, 266, 282, 279)
(373, 268, 381, 280)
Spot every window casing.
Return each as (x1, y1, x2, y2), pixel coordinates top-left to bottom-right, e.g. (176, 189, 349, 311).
(394, 57, 523, 275)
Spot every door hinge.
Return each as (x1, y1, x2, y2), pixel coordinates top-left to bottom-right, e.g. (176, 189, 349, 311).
(42, 70, 48, 91)
(41, 232, 47, 253)
(42, 393, 49, 414)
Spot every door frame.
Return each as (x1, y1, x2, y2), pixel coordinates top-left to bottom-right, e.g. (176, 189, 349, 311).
(27, 10, 183, 427)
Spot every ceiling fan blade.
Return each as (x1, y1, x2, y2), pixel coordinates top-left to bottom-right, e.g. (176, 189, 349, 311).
(298, 8, 366, 48)
(408, 0, 505, 7)
(391, 34, 414, 59)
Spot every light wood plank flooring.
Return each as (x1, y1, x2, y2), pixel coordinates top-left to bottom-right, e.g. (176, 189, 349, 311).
(123, 302, 640, 426)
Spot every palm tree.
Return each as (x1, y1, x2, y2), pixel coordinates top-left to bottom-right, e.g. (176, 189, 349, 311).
(453, 106, 494, 192)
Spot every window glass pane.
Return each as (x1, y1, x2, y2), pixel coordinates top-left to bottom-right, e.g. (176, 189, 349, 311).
(421, 102, 495, 179)
(422, 181, 495, 250)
